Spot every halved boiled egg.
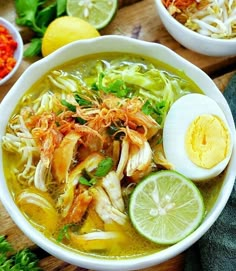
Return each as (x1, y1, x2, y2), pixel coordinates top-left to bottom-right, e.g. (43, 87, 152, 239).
(163, 93, 233, 181)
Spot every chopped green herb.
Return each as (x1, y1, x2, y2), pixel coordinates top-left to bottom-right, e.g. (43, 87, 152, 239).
(0, 235, 42, 270)
(78, 176, 97, 186)
(95, 157, 113, 177)
(108, 79, 130, 97)
(12, 248, 42, 271)
(74, 94, 92, 106)
(142, 100, 154, 115)
(0, 235, 13, 255)
(93, 73, 131, 98)
(57, 224, 71, 242)
(76, 117, 87, 125)
(57, 224, 80, 242)
(91, 82, 99, 90)
(142, 100, 167, 126)
(154, 100, 167, 115)
(89, 178, 97, 186)
(78, 176, 92, 186)
(78, 170, 97, 186)
(61, 99, 76, 112)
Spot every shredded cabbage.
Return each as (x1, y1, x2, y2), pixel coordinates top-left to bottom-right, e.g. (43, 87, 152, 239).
(47, 60, 192, 126)
(92, 61, 191, 126)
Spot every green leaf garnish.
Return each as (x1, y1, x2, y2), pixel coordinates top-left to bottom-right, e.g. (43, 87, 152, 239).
(61, 100, 76, 112)
(0, 235, 42, 270)
(95, 157, 113, 177)
(15, 0, 67, 56)
(76, 117, 87, 125)
(108, 79, 130, 98)
(23, 38, 42, 57)
(78, 176, 92, 186)
(74, 94, 92, 106)
(57, 224, 71, 242)
(57, 224, 80, 242)
(36, 3, 57, 30)
(142, 100, 154, 115)
(93, 72, 131, 98)
(15, 0, 44, 34)
(142, 100, 167, 126)
(56, 0, 67, 16)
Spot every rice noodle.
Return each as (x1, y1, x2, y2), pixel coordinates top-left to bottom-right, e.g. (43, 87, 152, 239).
(17, 190, 56, 216)
(2, 115, 39, 185)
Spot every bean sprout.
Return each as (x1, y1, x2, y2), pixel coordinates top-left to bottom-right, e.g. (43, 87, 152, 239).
(186, 0, 236, 38)
(164, 0, 236, 39)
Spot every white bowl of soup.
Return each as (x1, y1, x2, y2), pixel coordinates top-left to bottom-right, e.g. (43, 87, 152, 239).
(0, 36, 235, 271)
(155, 0, 236, 56)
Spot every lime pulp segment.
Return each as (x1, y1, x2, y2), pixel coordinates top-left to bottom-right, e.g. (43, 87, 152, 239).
(66, 0, 118, 30)
(129, 170, 205, 245)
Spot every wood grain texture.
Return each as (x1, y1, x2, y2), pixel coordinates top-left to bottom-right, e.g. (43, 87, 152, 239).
(0, 0, 235, 270)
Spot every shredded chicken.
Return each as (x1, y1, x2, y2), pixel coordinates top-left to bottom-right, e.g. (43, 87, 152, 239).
(57, 153, 104, 217)
(34, 159, 50, 192)
(64, 186, 92, 224)
(92, 187, 127, 225)
(102, 171, 125, 212)
(51, 131, 81, 183)
(126, 141, 153, 181)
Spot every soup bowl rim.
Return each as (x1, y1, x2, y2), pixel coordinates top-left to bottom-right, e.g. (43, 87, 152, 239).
(0, 35, 235, 271)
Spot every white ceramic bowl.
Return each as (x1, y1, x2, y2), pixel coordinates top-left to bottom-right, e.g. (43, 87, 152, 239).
(0, 17, 23, 85)
(155, 0, 236, 56)
(0, 36, 235, 271)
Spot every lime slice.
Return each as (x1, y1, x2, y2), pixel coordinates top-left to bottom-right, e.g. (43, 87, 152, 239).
(129, 170, 205, 245)
(66, 0, 118, 30)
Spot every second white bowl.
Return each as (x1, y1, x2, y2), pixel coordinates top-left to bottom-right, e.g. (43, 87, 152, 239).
(155, 0, 236, 56)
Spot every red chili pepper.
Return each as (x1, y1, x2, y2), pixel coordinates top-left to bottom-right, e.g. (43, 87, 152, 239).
(0, 25, 18, 80)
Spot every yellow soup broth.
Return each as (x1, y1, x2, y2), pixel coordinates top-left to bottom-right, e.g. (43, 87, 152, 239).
(2, 53, 224, 259)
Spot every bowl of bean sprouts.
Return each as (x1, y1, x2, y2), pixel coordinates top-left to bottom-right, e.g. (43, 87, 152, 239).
(155, 0, 236, 56)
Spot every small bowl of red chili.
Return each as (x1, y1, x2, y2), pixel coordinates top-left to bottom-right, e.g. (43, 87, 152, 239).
(0, 17, 23, 85)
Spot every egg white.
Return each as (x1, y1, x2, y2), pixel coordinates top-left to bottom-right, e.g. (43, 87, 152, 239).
(163, 93, 233, 181)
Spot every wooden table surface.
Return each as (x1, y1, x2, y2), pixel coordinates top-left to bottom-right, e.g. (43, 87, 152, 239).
(0, 0, 236, 270)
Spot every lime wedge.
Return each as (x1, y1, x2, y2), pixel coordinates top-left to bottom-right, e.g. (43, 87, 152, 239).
(129, 170, 205, 245)
(66, 0, 118, 30)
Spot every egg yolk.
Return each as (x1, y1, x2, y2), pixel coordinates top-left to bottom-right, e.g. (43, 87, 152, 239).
(185, 114, 230, 169)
